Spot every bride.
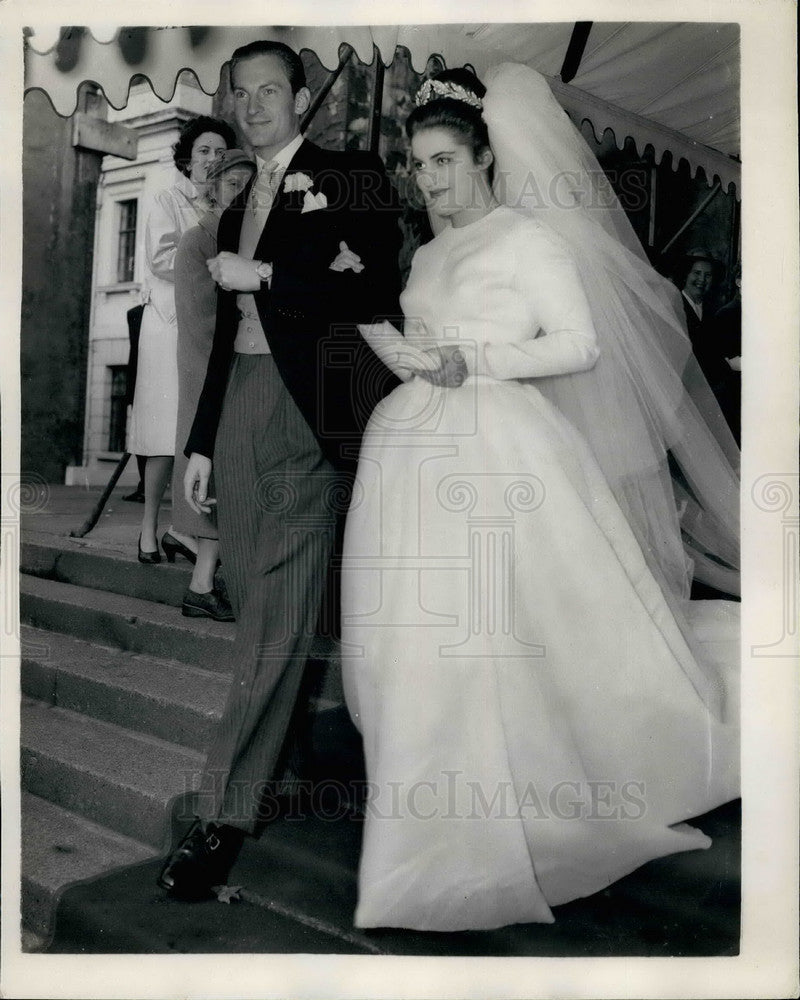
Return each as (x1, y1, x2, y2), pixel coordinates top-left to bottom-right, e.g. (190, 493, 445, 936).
(341, 64, 740, 932)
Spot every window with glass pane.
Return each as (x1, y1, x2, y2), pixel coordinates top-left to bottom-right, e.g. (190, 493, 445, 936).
(108, 365, 129, 452)
(117, 199, 137, 283)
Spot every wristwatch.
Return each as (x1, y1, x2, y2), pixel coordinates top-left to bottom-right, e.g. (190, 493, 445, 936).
(255, 260, 273, 283)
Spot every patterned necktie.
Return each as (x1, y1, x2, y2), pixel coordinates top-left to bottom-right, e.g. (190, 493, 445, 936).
(250, 159, 280, 228)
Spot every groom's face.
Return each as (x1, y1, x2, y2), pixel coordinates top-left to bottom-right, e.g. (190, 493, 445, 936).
(231, 53, 309, 158)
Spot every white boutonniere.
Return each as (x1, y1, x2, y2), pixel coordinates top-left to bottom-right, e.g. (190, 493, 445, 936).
(301, 189, 328, 214)
(283, 172, 314, 193)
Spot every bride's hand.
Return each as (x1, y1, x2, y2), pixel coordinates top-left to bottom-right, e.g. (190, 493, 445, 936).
(414, 345, 468, 387)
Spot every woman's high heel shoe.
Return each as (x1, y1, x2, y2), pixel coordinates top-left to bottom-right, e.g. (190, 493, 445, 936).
(138, 535, 162, 565)
(161, 531, 197, 565)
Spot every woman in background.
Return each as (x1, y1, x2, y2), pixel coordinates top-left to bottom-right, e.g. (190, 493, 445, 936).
(172, 149, 256, 620)
(128, 115, 236, 565)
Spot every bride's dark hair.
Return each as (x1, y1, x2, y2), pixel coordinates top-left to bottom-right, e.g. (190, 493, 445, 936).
(406, 68, 490, 163)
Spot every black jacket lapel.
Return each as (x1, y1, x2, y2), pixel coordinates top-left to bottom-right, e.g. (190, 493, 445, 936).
(253, 139, 323, 262)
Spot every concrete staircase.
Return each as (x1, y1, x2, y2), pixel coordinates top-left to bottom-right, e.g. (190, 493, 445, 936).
(16, 489, 741, 957)
(19, 529, 345, 944)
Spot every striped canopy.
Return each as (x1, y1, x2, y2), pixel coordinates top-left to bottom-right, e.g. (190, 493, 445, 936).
(24, 22, 741, 192)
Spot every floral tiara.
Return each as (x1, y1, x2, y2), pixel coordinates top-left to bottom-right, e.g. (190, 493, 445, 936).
(414, 78, 483, 110)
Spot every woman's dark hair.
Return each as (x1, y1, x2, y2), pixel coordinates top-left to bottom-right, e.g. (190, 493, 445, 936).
(173, 116, 236, 177)
(229, 40, 307, 95)
(406, 68, 489, 162)
(670, 248, 723, 290)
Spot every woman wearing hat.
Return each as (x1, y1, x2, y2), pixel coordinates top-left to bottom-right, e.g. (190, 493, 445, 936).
(167, 149, 257, 619)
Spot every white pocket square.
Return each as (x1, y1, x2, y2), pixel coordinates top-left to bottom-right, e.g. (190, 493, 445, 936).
(301, 190, 328, 214)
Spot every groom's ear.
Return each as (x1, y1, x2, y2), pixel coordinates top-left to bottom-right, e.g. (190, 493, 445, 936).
(294, 87, 312, 116)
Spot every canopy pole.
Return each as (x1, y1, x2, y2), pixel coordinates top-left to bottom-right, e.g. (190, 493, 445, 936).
(660, 181, 721, 255)
(559, 22, 593, 83)
(301, 42, 354, 133)
(647, 164, 657, 248)
(368, 47, 385, 155)
(726, 196, 741, 296)
(69, 453, 131, 537)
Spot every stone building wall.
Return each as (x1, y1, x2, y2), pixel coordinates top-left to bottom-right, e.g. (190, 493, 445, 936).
(21, 86, 104, 482)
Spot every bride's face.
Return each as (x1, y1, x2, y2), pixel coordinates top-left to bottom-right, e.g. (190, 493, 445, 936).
(411, 127, 491, 220)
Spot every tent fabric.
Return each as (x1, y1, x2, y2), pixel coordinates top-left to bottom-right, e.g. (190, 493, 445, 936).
(24, 22, 740, 191)
(548, 76, 740, 196)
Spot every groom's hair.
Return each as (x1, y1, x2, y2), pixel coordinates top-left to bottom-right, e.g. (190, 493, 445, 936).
(229, 40, 307, 94)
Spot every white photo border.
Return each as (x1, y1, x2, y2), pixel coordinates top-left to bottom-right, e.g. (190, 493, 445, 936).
(1, 1, 798, 997)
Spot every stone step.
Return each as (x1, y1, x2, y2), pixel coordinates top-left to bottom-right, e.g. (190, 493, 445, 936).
(21, 626, 350, 755)
(21, 530, 190, 609)
(21, 698, 203, 848)
(21, 532, 344, 649)
(598, 856, 739, 944)
(19, 573, 344, 701)
(21, 792, 155, 940)
(20, 572, 235, 672)
(21, 626, 228, 752)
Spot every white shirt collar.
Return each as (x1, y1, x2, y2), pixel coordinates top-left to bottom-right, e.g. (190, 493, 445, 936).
(175, 170, 202, 201)
(682, 290, 703, 320)
(255, 132, 304, 174)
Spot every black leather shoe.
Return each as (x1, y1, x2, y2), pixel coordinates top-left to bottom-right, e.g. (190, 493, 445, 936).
(137, 535, 162, 564)
(161, 530, 197, 565)
(182, 588, 235, 622)
(213, 567, 231, 606)
(123, 488, 146, 503)
(157, 821, 245, 901)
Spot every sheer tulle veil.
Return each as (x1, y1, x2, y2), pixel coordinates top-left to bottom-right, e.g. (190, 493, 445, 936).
(479, 63, 740, 704)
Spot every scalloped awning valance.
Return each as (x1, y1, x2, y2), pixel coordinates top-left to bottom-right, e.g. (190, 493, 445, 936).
(24, 22, 741, 196)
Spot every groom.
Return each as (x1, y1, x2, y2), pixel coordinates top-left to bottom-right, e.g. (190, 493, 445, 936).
(158, 39, 401, 899)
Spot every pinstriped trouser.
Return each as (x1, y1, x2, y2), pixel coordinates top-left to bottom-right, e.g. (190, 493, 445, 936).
(196, 354, 336, 832)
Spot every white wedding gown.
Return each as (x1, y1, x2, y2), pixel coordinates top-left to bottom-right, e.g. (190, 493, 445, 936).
(341, 206, 739, 932)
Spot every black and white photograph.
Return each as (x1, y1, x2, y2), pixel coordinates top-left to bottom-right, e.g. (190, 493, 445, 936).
(1, 2, 797, 998)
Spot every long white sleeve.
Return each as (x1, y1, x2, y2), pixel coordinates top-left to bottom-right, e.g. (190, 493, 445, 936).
(145, 190, 182, 283)
(477, 233, 599, 380)
(357, 320, 436, 382)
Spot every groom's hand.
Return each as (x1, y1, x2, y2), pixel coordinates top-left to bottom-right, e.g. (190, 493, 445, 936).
(185, 453, 216, 514)
(207, 251, 261, 292)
